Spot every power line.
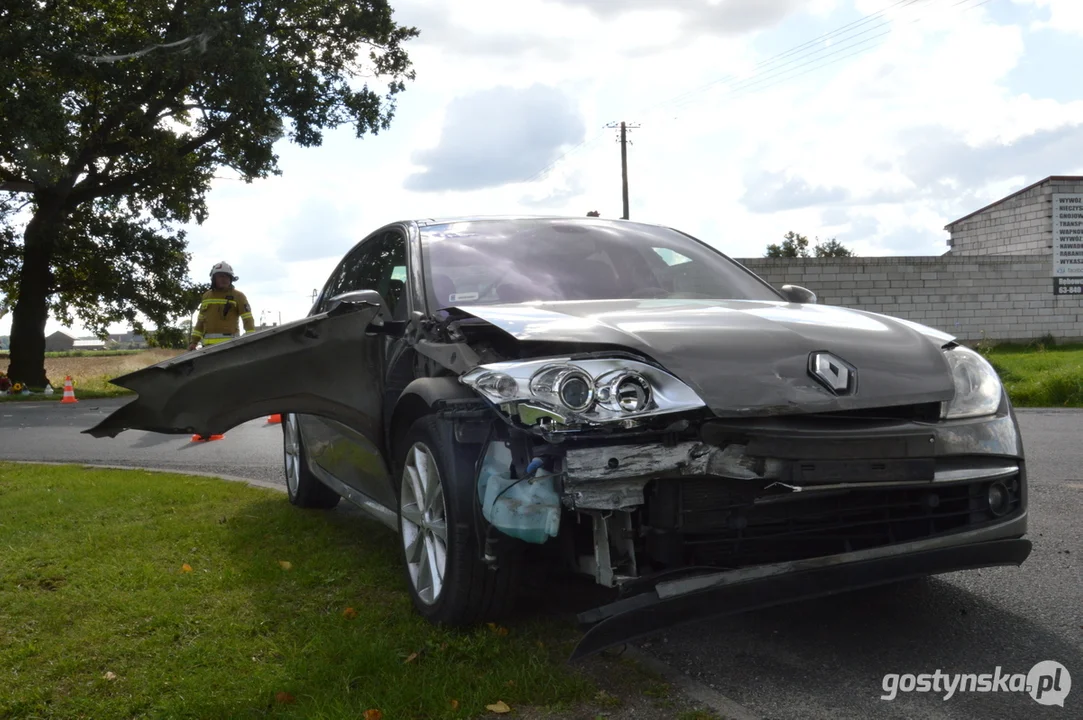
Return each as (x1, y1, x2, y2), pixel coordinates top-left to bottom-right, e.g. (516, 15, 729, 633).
(519, 126, 609, 185)
(515, 0, 931, 186)
(667, 27, 896, 113)
(637, 0, 927, 117)
(657, 0, 995, 117)
(515, 0, 993, 186)
(645, 0, 942, 118)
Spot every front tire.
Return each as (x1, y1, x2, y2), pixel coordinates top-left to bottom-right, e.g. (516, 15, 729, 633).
(396, 415, 521, 626)
(283, 413, 340, 509)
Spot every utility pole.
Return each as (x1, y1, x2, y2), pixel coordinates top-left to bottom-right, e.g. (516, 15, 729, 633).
(606, 121, 639, 219)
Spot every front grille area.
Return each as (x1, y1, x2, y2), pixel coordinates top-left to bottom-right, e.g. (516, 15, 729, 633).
(808, 401, 943, 423)
(641, 474, 1023, 570)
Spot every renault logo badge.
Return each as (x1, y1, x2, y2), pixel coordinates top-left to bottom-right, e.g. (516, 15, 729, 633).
(808, 351, 857, 395)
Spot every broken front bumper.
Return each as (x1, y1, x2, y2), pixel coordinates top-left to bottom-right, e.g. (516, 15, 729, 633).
(564, 401, 1031, 660)
(570, 514, 1031, 660)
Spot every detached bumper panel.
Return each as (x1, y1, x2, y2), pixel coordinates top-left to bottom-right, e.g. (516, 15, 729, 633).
(569, 537, 1032, 661)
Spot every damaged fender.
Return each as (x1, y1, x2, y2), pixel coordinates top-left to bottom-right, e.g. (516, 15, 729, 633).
(84, 302, 384, 439)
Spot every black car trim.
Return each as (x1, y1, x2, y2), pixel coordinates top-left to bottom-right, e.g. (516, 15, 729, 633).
(568, 537, 1032, 661)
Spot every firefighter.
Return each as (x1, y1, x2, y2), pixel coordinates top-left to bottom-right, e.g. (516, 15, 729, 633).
(188, 261, 255, 351)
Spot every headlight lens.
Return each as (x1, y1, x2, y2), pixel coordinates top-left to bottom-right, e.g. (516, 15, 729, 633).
(616, 375, 651, 412)
(593, 371, 652, 413)
(474, 371, 519, 400)
(940, 345, 1003, 420)
(557, 370, 593, 411)
(461, 357, 705, 426)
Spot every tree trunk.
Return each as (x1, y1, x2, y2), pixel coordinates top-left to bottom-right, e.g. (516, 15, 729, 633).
(6, 200, 63, 388)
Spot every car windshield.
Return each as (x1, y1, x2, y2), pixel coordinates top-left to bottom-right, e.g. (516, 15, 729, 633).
(419, 218, 782, 309)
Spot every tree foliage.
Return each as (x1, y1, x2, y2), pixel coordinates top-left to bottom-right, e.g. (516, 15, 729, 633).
(765, 231, 854, 258)
(0, 0, 418, 384)
(812, 237, 854, 258)
(146, 324, 190, 349)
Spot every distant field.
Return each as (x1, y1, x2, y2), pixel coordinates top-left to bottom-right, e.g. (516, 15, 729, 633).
(1, 349, 184, 400)
(0, 349, 147, 359)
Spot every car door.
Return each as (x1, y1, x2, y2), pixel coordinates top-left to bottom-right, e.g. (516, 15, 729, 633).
(294, 239, 374, 480)
(83, 299, 388, 443)
(307, 228, 410, 510)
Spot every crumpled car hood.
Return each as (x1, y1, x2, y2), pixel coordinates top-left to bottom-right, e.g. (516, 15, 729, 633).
(451, 299, 958, 417)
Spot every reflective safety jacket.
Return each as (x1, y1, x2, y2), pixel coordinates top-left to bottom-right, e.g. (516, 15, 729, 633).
(192, 287, 255, 346)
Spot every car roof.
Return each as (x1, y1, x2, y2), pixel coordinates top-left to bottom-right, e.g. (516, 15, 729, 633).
(410, 215, 669, 231)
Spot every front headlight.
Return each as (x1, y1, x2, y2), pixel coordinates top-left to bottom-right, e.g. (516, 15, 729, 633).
(461, 357, 706, 426)
(940, 345, 1004, 420)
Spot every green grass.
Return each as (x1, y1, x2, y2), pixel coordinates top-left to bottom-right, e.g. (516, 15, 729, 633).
(0, 381, 132, 403)
(0, 373, 135, 402)
(979, 341, 1083, 408)
(0, 463, 598, 719)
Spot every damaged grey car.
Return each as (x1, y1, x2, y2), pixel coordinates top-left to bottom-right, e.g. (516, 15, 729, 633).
(85, 216, 1032, 659)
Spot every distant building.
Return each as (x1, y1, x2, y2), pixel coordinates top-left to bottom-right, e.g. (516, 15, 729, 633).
(45, 330, 78, 352)
(73, 338, 108, 350)
(108, 332, 146, 349)
(945, 175, 1083, 256)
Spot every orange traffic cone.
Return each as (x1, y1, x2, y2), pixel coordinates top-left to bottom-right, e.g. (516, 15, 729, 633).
(61, 376, 78, 404)
(191, 433, 225, 442)
(267, 414, 282, 424)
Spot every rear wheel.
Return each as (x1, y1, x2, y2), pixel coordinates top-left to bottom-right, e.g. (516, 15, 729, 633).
(396, 414, 521, 625)
(283, 413, 340, 509)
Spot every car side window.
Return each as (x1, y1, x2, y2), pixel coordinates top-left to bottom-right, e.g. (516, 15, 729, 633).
(317, 247, 366, 313)
(342, 230, 410, 320)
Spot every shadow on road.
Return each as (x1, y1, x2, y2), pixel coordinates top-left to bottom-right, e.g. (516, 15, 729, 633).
(644, 573, 1082, 717)
(127, 433, 186, 449)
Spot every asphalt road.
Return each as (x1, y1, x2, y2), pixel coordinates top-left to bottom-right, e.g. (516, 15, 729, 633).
(1, 400, 1080, 719)
(0, 398, 284, 483)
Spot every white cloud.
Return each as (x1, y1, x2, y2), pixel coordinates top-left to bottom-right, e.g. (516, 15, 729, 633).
(1012, 0, 1083, 35)
(3, 0, 1083, 341)
(404, 84, 586, 192)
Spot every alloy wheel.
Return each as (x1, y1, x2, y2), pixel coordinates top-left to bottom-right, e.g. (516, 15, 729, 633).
(283, 413, 301, 496)
(400, 441, 449, 605)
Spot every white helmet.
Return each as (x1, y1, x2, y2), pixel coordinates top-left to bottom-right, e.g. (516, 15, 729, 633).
(210, 261, 238, 282)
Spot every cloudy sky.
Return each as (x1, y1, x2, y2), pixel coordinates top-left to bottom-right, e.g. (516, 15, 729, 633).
(4, 0, 1083, 339)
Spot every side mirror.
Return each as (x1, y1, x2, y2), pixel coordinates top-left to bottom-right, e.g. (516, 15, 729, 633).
(327, 289, 387, 318)
(780, 284, 817, 304)
(327, 289, 407, 337)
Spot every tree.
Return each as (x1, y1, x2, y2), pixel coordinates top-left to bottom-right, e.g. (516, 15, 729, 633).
(146, 325, 189, 349)
(765, 231, 811, 258)
(812, 237, 854, 257)
(0, 0, 418, 385)
(146, 283, 204, 348)
(765, 231, 854, 258)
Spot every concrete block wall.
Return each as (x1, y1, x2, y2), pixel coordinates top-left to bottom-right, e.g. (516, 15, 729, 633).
(735, 255, 1083, 343)
(947, 178, 1083, 256)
